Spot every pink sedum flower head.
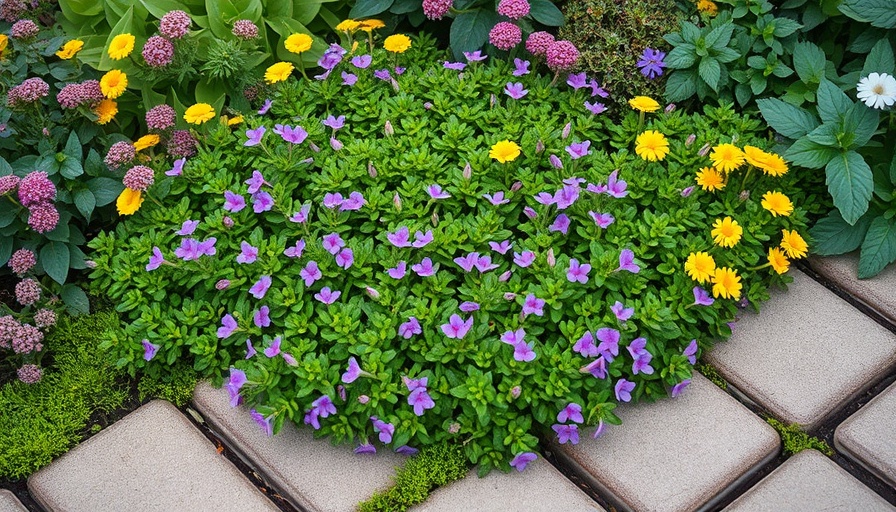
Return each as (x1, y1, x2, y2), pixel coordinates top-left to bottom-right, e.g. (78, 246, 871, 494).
(160, 10, 191, 39)
(142, 36, 175, 67)
(497, 0, 530, 19)
(422, 0, 453, 19)
(489, 22, 522, 51)
(9, 248, 36, 275)
(525, 31, 554, 56)
(546, 40, 580, 71)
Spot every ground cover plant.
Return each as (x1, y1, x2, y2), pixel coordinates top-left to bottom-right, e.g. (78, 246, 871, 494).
(89, 35, 813, 473)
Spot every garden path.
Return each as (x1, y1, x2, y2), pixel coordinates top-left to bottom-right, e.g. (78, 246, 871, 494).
(5, 256, 896, 512)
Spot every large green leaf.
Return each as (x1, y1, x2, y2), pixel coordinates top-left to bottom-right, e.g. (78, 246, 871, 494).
(87, 177, 124, 207)
(698, 57, 721, 91)
(0, 236, 12, 268)
(784, 136, 838, 168)
(97, 6, 138, 71)
(449, 10, 500, 61)
(74, 188, 96, 222)
(528, 0, 564, 26)
(61, 284, 91, 316)
(863, 38, 896, 77)
(810, 209, 872, 255)
(665, 69, 698, 102)
(349, 0, 394, 18)
(816, 79, 852, 125)
(840, 0, 896, 29)
(841, 103, 880, 149)
(825, 150, 873, 225)
(665, 45, 697, 69)
(792, 41, 826, 84)
(756, 98, 819, 139)
(41, 241, 71, 285)
(858, 215, 896, 278)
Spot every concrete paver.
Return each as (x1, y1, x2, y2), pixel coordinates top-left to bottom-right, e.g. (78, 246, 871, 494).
(835, 381, 896, 487)
(0, 490, 26, 512)
(810, 254, 896, 325)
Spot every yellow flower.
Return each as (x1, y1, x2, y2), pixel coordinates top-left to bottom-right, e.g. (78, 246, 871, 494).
(711, 217, 743, 248)
(265, 61, 294, 84)
(184, 103, 215, 124)
(384, 34, 412, 53)
(335, 19, 361, 32)
(116, 188, 144, 215)
(134, 134, 160, 151)
(226, 115, 244, 126)
(635, 130, 669, 161)
(709, 143, 745, 173)
(628, 96, 660, 113)
(711, 267, 742, 300)
(108, 33, 135, 60)
(0, 35, 8, 53)
(759, 152, 788, 177)
(743, 145, 768, 168)
(780, 229, 808, 259)
(56, 39, 84, 59)
(358, 19, 385, 31)
(697, 0, 718, 15)
(695, 166, 725, 191)
(489, 140, 521, 163)
(285, 33, 313, 54)
(100, 69, 128, 99)
(767, 247, 790, 275)
(93, 99, 118, 125)
(761, 191, 793, 217)
(684, 252, 716, 284)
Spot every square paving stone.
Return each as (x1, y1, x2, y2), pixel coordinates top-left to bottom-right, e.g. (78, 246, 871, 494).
(27, 400, 278, 512)
(411, 456, 604, 512)
(192, 381, 406, 512)
(707, 270, 896, 429)
(724, 449, 895, 511)
(835, 381, 896, 487)
(0, 490, 27, 512)
(810, 253, 896, 325)
(551, 373, 779, 512)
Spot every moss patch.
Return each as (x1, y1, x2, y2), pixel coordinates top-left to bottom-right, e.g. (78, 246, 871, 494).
(695, 361, 728, 390)
(138, 360, 198, 407)
(766, 417, 833, 456)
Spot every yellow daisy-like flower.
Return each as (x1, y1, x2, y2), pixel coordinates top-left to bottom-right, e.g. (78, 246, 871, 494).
(695, 166, 725, 191)
(628, 96, 660, 113)
(780, 229, 808, 259)
(758, 152, 788, 177)
(56, 39, 84, 59)
(335, 19, 361, 32)
(285, 33, 313, 54)
(116, 188, 144, 215)
(108, 33, 135, 60)
(226, 115, 244, 126)
(489, 140, 521, 163)
(634, 130, 670, 162)
(384, 34, 412, 53)
(767, 247, 790, 275)
(711, 217, 743, 248)
(711, 267, 742, 300)
(100, 69, 128, 99)
(358, 19, 386, 31)
(742, 145, 768, 168)
(684, 251, 716, 284)
(696, 0, 718, 15)
(133, 134, 160, 151)
(265, 61, 294, 84)
(0, 35, 8, 53)
(761, 191, 794, 217)
(710, 143, 745, 173)
(184, 103, 215, 124)
(93, 99, 118, 125)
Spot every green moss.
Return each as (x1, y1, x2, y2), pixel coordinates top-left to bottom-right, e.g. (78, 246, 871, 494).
(695, 361, 728, 390)
(0, 312, 127, 479)
(137, 361, 198, 407)
(358, 442, 470, 512)
(766, 417, 833, 456)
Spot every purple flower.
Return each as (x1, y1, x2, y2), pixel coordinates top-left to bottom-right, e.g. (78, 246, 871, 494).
(566, 258, 591, 283)
(254, 306, 271, 328)
(323, 115, 346, 130)
(584, 101, 606, 115)
(500, 328, 526, 346)
(323, 192, 344, 209)
(565, 140, 592, 160)
(596, 328, 620, 361)
(606, 170, 628, 198)
(615, 378, 635, 402)
(484, 191, 510, 205)
(589, 211, 615, 229)
(399, 317, 422, 339)
(287, 205, 311, 224)
(395, 445, 419, 455)
(693, 287, 714, 306)
(553, 185, 580, 209)
(632, 352, 654, 375)
(549, 154, 563, 169)
(223, 191, 246, 212)
(522, 293, 545, 316)
(245, 339, 256, 359)
(252, 191, 274, 213)
(611, 301, 634, 321)
(175, 238, 200, 261)
(513, 251, 535, 268)
(250, 410, 274, 437)
(354, 443, 376, 454)
(387, 261, 407, 279)
(684, 339, 698, 364)
(510, 452, 537, 471)
(412, 230, 433, 248)
(628, 337, 649, 361)
(335, 248, 354, 269)
(300, 261, 322, 286)
(342, 357, 362, 383)
(558, 403, 584, 424)
(459, 301, 480, 312)
(371, 416, 395, 444)
(441, 314, 473, 339)
(244, 126, 266, 146)
(351, 54, 372, 68)
(374, 69, 391, 81)
(550, 214, 571, 235)
(454, 252, 479, 273)
(552, 424, 579, 445)
(513, 341, 537, 362)
(387, 227, 412, 248)
(671, 379, 691, 397)
(217, 314, 238, 338)
(408, 387, 435, 416)
(681, 186, 695, 197)
(573, 332, 598, 357)
(258, 99, 272, 115)
(637, 47, 667, 79)
(314, 395, 337, 417)
(534, 192, 556, 206)
(490, 240, 512, 254)
(589, 79, 609, 98)
(176, 220, 199, 236)
(564, 177, 586, 187)
(322, 233, 345, 255)
(249, 275, 272, 299)
(245, 170, 269, 194)
(284, 239, 306, 258)
(616, 249, 640, 273)
(146, 247, 165, 271)
(566, 72, 587, 89)
(142, 339, 159, 361)
(523, 206, 538, 219)
(444, 61, 466, 70)
(394, 66, 406, 75)
(513, 58, 530, 76)
(314, 286, 341, 305)
(475, 255, 499, 272)
(198, 238, 217, 257)
(582, 356, 607, 379)
(274, 124, 308, 145)
(427, 184, 451, 199)
(592, 420, 607, 439)
(282, 352, 298, 366)
(236, 241, 258, 264)
(504, 82, 528, 99)
(225, 368, 247, 406)
(165, 158, 186, 177)
(464, 50, 487, 62)
(264, 337, 282, 358)
(341, 71, 358, 86)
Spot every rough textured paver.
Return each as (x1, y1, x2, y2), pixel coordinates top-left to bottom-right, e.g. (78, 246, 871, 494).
(28, 400, 278, 512)
(835, 381, 896, 487)
(412, 457, 604, 512)
(707, 270, 896, 428)
(193, 381, 405, 512)
(551, 373, 779, 512)
(811, 254, 896, 324)
(725, 450, 895, 511)
(0, 491, 27, 512)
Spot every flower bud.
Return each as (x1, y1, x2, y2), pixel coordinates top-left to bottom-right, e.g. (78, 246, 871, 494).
(698, 143, 711, 157)
(549, 154, 563, 169)
(680, 186, 695, 197)
(664, 103, 676, 113)
(393, 193, 402, 212)
(535, 140, 545, 154)
(547, 248, 556, 267)
(562, 122, 572, 139)
(308, 141, 321, 153)
(510, 386, 521, 399)
(523, 206, 537, 220)
(510, 180, 523, 192)
(301, 157, 315, 165)
(337, 384, 347, 401)
(462, 162, 472, 181)
(423, 101, 433, 110)
(739, 189, 750, 202)
(358, 395, 370, 404)
(498, 271, 512, 282)
(368, 161, 377, 178)
(215, 279, 231, 290)
(432, 211, 439, 225)
(489, 93, 496, 108)
(366, 286, 380, 299)
(384, 120, 394, 136)
(84, 260, 97, 269)
(330, 137, 343, 151)
(504, 292, 517, 301)
(222, 216, 234, 228)
(685, 134, 696, 147)
(448, 422, 461, 434)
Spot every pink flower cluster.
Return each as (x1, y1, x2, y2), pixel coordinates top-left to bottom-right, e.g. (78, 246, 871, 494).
(145, 104, 176, 131)
(0, 316, 44, 354)
(123, 165, 155, 191)
(13, 171, 60, 233)
(6, 77, 49, 107)
(8, 248, 36, 275)
(34, 308, 57, 328)
(142, 35, 175, 67)
(489, 22, 522, 51)
(422, 0, 452, 20)
(17, 364, 42, 384)
(545, 39, 580, 71)
(0, 175, 20, 195)
(159, 10, 191, 39)
(167, 130, 197, 158)
(232, 19, 259, 40)
(0, 0, 27, 23)
(56, 80, 105, 109)
(497, 0, 529, 19)
(104, 141, 137, 169)
(15, 277, 40, 306)
(10, 18, 38, 38)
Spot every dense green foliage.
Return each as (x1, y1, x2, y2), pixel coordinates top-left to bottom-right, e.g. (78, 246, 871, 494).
(765, 417, 833, 456)
(137, 360, 198, 406)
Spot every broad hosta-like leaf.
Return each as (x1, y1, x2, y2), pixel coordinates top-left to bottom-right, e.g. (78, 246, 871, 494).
(757, 98, 819, 139)
(859, 216, 896, 278)
(810, 209, 872, 255)
(825, 150, 873, 225)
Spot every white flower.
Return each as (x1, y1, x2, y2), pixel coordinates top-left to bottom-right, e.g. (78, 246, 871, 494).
(856, 72, 896, 110)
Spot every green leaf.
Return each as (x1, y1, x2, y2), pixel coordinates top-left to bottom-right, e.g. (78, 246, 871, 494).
(858, 216, 896, 278)
(0, 236, 11, 268)
(61, 284, 91, 315)
(74, 188, 96, 221)
(704, 22, 735, 49)
(0, 207, 18, 229)
(772, 17, 801, 37)
(842, 103, 880, 149)
(528, 0, 564, 26)
(59, 154, 84, 179)
(349, 0, 394, 18)
(810, 209, 872, 255)
(792, 41, 826, 84)
(698, 57, 722, 91)
(665, 45, 697, 69)
(826, 150, 873, 225)
(785, 136, 839, 168)
(839, 0, 896, 29)
(757, 98, 820, 139)
(41, 241, 71, 285)
(138, 0, 189, 19)
(87, 177, 125, 207)
(816, 79, 853, 125)
(805, 123, 840, 147)
(863, 38, 896, 77)
(449, 10, 500, 61)
(665, 69, 698, 101)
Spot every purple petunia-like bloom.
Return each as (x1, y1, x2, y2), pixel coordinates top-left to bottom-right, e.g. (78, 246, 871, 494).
(323, 192, 344, 209)
(611, 301, 634, 322)
(444, 61, 466, 71)
(441, 314, 473, 339)
(290, 204, 311, 223)
(484, 191, 510, 205)
(567, 72, 588, 89)
(342, 71, 358, 86)
(245, 339, 257, 359)
(258, 99, 273, 115)
(565, 140, 592, 160)
(475, 255, 499, 272)
(550, 214, 570, 235)
(596, 328, 620, 361)
(500, 328, 526, 346)
(335, 248, 354, 269)
(351, 54, 372, 69)
(504, 82, 528, 100)
(408, 387, 435, 416)
(322, 233, 345, 255)
(522, 293, 545, 316)
(284, 239, 306, 258)
(254, 306, 271, 328)
(606, 170, 628, 198)
(217, 314, 238, 338)
(245, 170, 269, 194)
(490, 240, 512, 254)
(146, 247, 165, 271)
(249, 275, 272, 299)
(236, 241, 258, 264)
(684, 339, 698, 364)
(681, 186, 695, 197)
(166, 158, 186, 177)
(585, 101, 607, 115)
(264, 336, 282, 358)
(371, 416, 395, 444)
(250, 409, 274, 437)
(412, 257, 437, 277)
(523, 206, 538, 219)
(637, 47, 667, 79)
(671, 379, 691, 397)
(314, 286, 342, 305)
(534, 192, 555, 206)
(582, 356, 607, 379)
(513, 58, 530, 76)
(323, 115, 346, 131)
(176, 220, 199, 236)
(412, 230, 433, 248)
(342, 357, 362, 383)
(589, 79, 610, 98)
(464, 50, 487, 62)
(513, 341, 537, 362)
(142, 339, 159, 361)
(387, 226, 412, 248)
(300, 261, 322, 286)
(454, 252, 480, 273)
(399, 317, 422, 339)
(427, 184, 451, 199)
(355, 443, 376, 454)
(510, 452, 537, 472)
(374, 69, 391, 81)
(592, 420, 607, 439)
(252, 192, 274, 213)
(553, 185, 580, 210)
(693, 286, 715, 306)
(459, 301, 480, 312)
(615, 378, 636, 402)
(274, 124, 309, 145)
(225, 368, 247, 406)
(552, 424, 579, 445)
(573, 332, 599, 357)
(244, 126, 266, 146)
(567, 258, 591, 283)
(617, 249, 640, 273)
(223, 191, 246, 212)
(558, 403, 584, 424)
(387, 261, 408, 279)
(513, 251, 535, 268)
(589, 211, 615, 229)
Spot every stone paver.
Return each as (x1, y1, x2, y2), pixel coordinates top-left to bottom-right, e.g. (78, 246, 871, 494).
(811, 254, 896, 325)
(725, 449, 895, 511)
(193, 381, 405, 512)
(551, 373, 779, 512)
(835, 381, 896, 487)
(0, 490, 27, 512)
(28, 400, 278, 512)
(411, 457, 604, 512)
(707, 270, 896, 429)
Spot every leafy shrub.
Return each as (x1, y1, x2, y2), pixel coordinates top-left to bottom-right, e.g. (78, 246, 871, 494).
(88, 36, 813, 473)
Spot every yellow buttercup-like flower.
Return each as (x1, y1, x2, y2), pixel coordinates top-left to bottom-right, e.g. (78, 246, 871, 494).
(265, 61, 294, 84)
(761, 191, 793, 217)
(184, 103, 215, 124)
(335, 19, 361, 32)
(489, 140, 521, 163)
(116, 188, 143, 215)
(684, 252, 716, 284)
(108, 33, 135, 60)
(711, 216, 743, 248)
(285, 33, 313, 54)
(634, 130, 669, 161)
(709, 143, 745, 173)
(93, 99, 118, 125)
(0, 35, 8, 53)
(384, 34, 412, 53)
(780, 230, 808, 259)
(100, 69, 128, 99)
(767, 247, 790, 275)
(358, 19, 385, 31)
(697, 0, 718, 15)
(743, 145, 769, 168)
(695, 166, 725, 191)
(759, 152, 788, 177)
(134, 134, 160, 151)
(226, 115, 244, 126)
(628, 96, 660, 113)
(56, 39, 84, 59)
(711, 267, 741, 300)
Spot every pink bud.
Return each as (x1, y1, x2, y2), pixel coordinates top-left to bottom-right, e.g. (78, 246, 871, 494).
(523, 206, 537, 220)
(368, 161, 377, 178)
(498, 271, 512, 282)
(84, 260, 97, 269)
(698, 143, 711, 157)
(222, 216, 234, 228)
(562, 122, 572, 139)
(301, 157, 315, 165)
(384, 120, 394, 136)
(358, 395, 370, 404)
(330, 137, 343, 151)
(739, 190, 750, 202)
(432, 211, 439, 225)
(680, 186, 695, 197)
(685, 134, 696, 147)
(462, 162, 472, 180)
(42, 127, 50, 137)
(510, 181, 522, 192)
(215, 279, 231, 290)
(547, 248, 555, 267)
(393, 193, 402, 211)
(308, 141, 321, 153)
(337, 385, 347, 401)
(665, 103, 676, 113)
(510, 386, 521, 398)
(366, 286, 380, 299)
(535, 140, 545, 154)
(423, 101, 433, 109)
(504, 292, 517, 300)
(489, 93, 496, 108)
(448, 422, 461, 434)
(549, 154, 563, 169)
